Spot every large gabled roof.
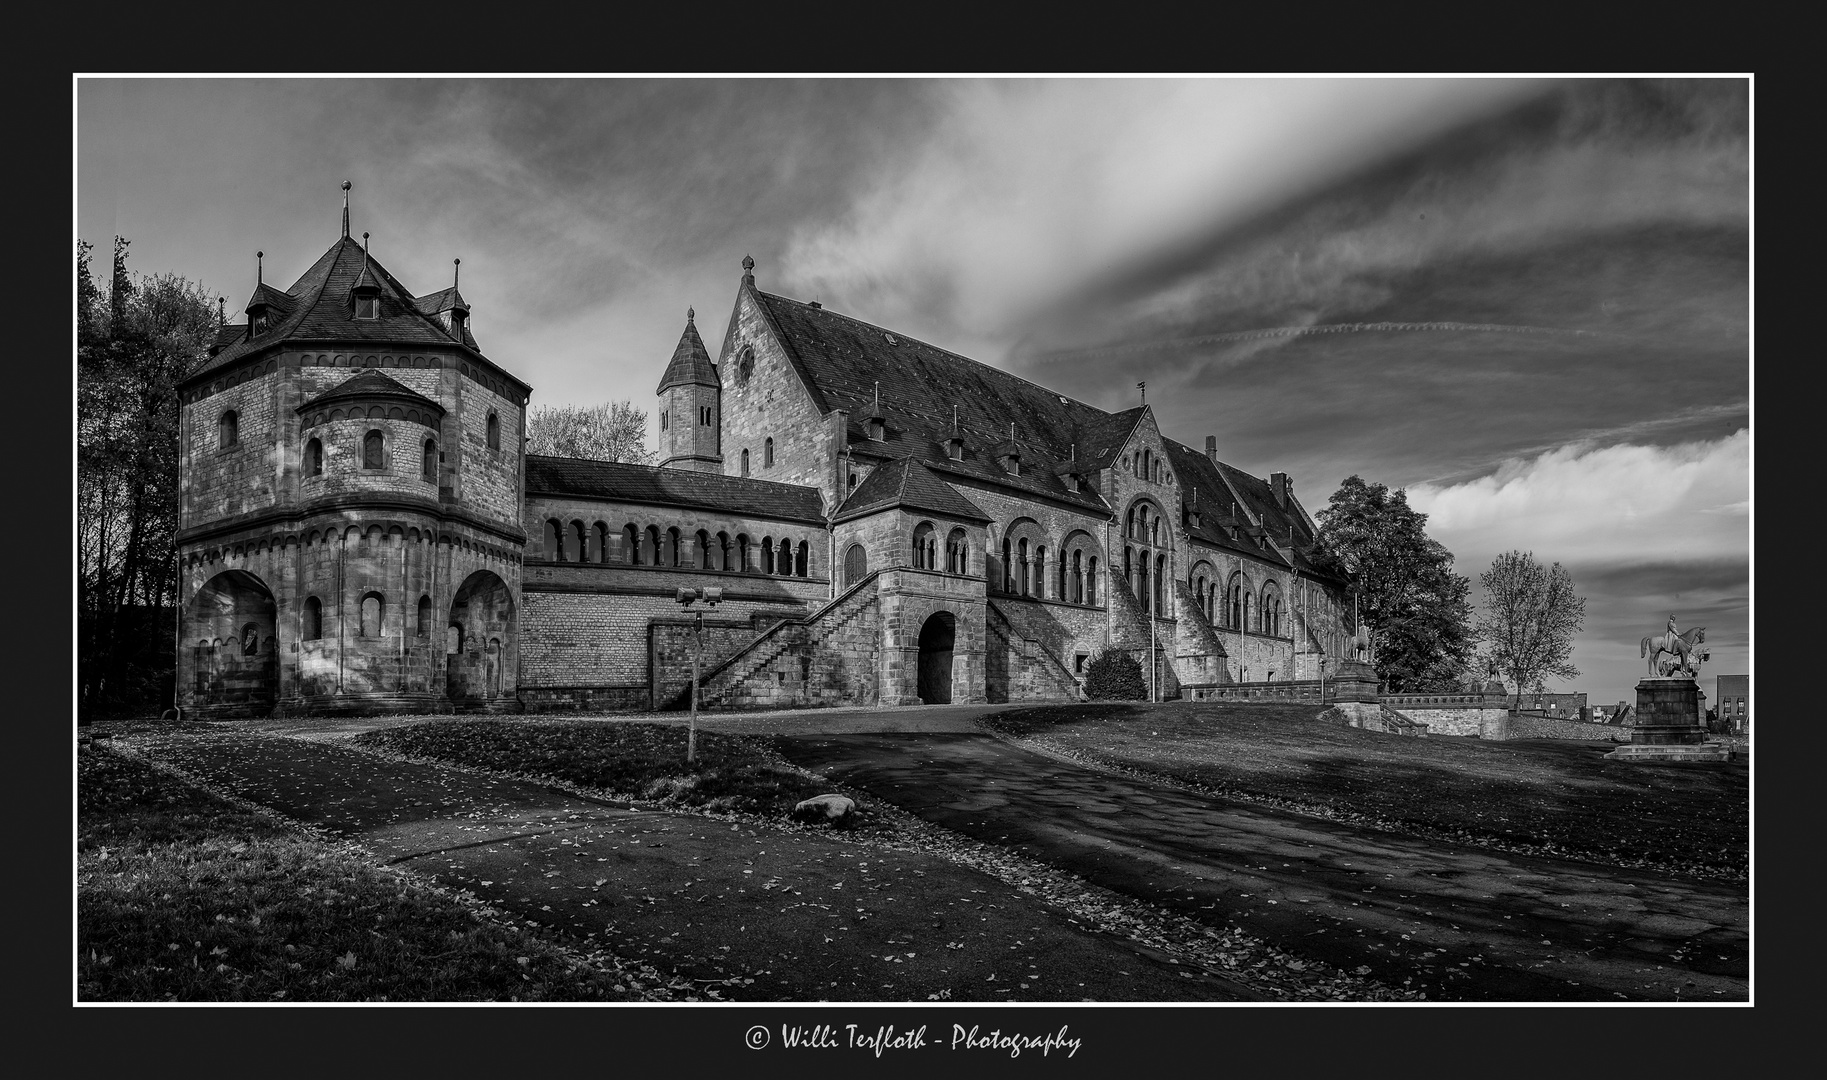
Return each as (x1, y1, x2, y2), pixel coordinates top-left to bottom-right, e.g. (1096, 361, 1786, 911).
(189, 233, 493, 386)
(834, 458, 992, 524)
(751, 289, 1120, 512)
(524, 455, 826, 525)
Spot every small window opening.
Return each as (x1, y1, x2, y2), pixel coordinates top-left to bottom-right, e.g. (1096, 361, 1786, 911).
(219, 411, 238, 449)
(355, 295, 378, 320)
(306, 438, 323, 477)
(486, 411, 500, 450)
(363, 430, 384, 470)
(764, 437, 775, 467)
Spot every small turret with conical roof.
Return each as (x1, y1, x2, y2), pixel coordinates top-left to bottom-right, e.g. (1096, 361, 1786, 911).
(656, 307, 722, 472)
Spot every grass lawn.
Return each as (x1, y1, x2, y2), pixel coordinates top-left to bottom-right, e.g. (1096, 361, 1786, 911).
(981, 702, 1748, 882)
(354, 719, 876, 826)
(77, 737, 663, 1002)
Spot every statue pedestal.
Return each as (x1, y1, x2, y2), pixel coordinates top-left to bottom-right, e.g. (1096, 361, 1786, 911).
(1605, 678, 1729, 762)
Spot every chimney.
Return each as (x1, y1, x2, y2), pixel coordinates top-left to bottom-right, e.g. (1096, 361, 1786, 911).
(1204, 435, 1217, 462)
(1271, 472, 1291, 509)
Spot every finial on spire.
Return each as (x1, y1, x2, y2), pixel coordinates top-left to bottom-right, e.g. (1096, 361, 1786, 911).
(687, 306, 695, 323)
(741, 254, 755, 284)
(952, 404, 959, 434)
(873, 381, 880, 411)
(218, 296, 226, 326)
(1138, 380, 1146, 404)
(256, 251, 263, 286)
(453, 258, 460, 289)
(341, 181, 351, 237)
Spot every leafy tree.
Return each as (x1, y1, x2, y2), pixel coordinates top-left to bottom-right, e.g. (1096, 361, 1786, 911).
(1083, 650, 1146, 701)
(1314, 475, 1476, 692)
(1474, 550, 1586, 708)
(525, 401, 653, 464)
(78, 237, 219, 720)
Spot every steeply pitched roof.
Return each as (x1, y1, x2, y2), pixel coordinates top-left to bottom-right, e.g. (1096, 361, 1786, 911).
(412, 286, 468, 314)
(834, 458, 992, 524)
(525, 456, 826, 525)
(297, 370, 445, 417)
(1162, 438, 1341, 580)
(656, 311, 718, 393)
(751, 289, 1116, 511)
(188, 234, 494, 385)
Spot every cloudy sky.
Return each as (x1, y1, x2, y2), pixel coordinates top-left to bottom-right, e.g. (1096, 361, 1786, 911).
(76, 77, 1750, 706)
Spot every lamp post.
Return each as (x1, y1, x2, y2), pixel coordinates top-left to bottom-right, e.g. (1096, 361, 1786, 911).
(674, 586, 723, 764)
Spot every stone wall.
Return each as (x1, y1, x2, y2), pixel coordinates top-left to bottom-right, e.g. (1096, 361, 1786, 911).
(985, 597, 1097, 702)
(1503, 713, 1625, 741)
(717, 289, 839, 505)
(1385, 694, 1510, 738)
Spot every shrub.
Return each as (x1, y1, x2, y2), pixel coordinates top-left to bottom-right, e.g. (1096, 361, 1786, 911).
(1083, 650, 1146, 701)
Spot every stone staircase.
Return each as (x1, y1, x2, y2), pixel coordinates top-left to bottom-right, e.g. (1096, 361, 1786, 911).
(694, 572, 883, 709)
(986, 600, 1082, 702)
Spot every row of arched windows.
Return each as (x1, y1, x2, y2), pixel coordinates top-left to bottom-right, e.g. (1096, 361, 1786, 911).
(1126, 447, 1170, 486)
(541, 518, 811, 577)
(298, 592, 441, 642)
(996, 532, 1101, 606)
(1186, 571, 1286, 636)
(910, 522, 973, 574)
(302, 432, 438, 482)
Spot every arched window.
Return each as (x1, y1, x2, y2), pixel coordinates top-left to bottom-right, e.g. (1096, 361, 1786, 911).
(700, 405, 712, 426)
(1001, 537, 1014, 593)
(1137, 552, 1150, 614)
(570, 521, 586, 563)
(306, 438, 323, 477)
(660, 411, 668, 431)
(422, 439, 437, 482)
(1155, 554, 1167, 612)
(717, 531, 731, 572)
(1017, 539, 1030, 597)
(741, 448, 750, 476)
(665, 527, 681, 567)
(843, 543, 867, 588)
(447, 623, 464, 654)
(417, 595, 432, 638)
(946, 528, 969, 575)
(486, 411, 500, 450)
(594, 522, 610, 563)
(302, 596, 323, 641)
(363, 429, 384, 470)
(762, 537, 776, 575)
(624, 523, 640, 565)
(697, 529, 713, 569)
(796, 540, 809, 577)
(1034, 546, 1046, 599)
(219, 411, 238, 449)
(545, 519, 563, 561)
(736, 533, 751, 572)
(644, 525, 661, 565)
(360, 592, 385, 637)
(1070, 550, 1082, 603)
(764, 437, 774, 467)
(912, 522, 936, 570)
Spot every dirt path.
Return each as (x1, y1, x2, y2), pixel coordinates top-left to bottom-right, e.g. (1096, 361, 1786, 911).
(770, 729, 1748, 1002)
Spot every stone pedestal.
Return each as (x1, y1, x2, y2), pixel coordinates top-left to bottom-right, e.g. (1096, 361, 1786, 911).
(1605, 677, 1729, 762)
(1326, 659, 1380, 703)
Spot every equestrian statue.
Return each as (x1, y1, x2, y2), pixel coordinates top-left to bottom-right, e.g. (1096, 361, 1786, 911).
(1642, 614, 1707, 678)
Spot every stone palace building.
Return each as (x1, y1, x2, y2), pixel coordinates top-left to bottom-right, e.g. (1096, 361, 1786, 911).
(175, 205, 1356, 717)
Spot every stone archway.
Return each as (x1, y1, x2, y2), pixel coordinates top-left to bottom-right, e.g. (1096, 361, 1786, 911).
(917, 611, 956, 704)
(447, 570, 515, 707)
(187, 569, 278, 715)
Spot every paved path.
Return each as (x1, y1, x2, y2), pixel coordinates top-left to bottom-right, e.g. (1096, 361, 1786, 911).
(119, 718, 1260, 1002)
(760, 722, 1748, 1002)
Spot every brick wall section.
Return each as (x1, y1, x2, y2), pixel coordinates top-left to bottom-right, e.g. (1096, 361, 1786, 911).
(517, 589, 806, 697)
(717, 289, 839, 505)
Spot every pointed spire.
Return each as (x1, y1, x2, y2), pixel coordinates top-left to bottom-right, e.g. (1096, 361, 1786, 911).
(217, 297, 226, 326)
(656, 306, 717, 394)
(741, 254, 755, 286)
(341, 180, 351, 238)
(952, 404, 959, 435)
(354, 232, 375, 290)
(873, 381, 881, 412)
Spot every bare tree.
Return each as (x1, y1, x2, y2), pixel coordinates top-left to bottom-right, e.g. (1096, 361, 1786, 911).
(1474, 550, 1586, 708)
(525, 401, 653, 464)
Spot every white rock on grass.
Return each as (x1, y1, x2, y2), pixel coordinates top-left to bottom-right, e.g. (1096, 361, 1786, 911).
(792, 794, 856, 826)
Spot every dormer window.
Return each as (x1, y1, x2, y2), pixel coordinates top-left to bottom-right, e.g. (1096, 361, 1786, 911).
(251, 311, 270, 335)
(946, 437, 964, 461)
(450, 308, 467, 337)
(867, 417, 885, 441)
(355, 295, 378, 320)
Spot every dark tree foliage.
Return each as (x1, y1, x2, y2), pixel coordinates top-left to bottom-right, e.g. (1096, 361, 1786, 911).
(1315, 475, 1476, 693)
(78, 238, 218, 721)
(1083, 650, 1147, 701)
